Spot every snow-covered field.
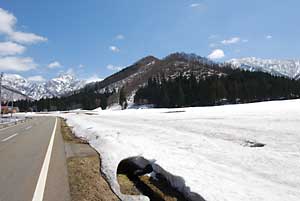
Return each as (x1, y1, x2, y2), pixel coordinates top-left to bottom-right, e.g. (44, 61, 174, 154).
(62, 99, 300, 201)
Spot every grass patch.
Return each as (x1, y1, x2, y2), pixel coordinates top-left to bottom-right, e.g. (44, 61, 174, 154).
(61, 119, 87, 144)
(61, 118, 120, 201)
(117, 174, 141, 195)
(67, 156, 119, 201)
(139, 175, 186, 201)
(117, 173, 187, 201)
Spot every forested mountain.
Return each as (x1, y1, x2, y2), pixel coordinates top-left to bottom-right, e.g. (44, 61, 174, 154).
(13, 52, 300, 111)
(134, 70, 300, 108)
(83, 52, 228, 102)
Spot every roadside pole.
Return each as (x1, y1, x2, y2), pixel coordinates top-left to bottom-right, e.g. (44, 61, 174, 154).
(11, 92, 14, 119)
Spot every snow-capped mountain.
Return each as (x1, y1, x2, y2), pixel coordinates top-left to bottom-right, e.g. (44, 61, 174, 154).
(2, 73, 87, 100)
(228, 57, 300, 80)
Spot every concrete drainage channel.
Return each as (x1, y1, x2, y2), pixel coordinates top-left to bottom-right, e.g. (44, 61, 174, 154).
(117, 157, 206, 201)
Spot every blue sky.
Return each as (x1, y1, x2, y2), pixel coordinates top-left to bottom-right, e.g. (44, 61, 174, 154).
(0, 0, 299, 81)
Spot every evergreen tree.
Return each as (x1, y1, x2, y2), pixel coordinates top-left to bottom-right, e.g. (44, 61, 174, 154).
(134, 70, 300, 108)
(160, 86, 170, 108)
(119, 87, 127, 109)
(176, 83, 185, 107)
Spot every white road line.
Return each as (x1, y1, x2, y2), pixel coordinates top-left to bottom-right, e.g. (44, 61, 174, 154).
(1, 133, 19, 142)
(25, 126, 32, 130)
(0, 123, 19, 132)
(32, 118, 57, 201)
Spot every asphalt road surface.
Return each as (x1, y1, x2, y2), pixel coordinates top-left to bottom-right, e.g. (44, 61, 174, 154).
(0, 117, 70, 201)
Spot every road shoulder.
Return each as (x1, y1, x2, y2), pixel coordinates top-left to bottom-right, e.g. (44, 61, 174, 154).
(61, 118, 120, 201)
(43, 118, 71, 201)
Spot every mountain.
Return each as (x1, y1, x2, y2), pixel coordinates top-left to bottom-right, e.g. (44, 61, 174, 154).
(14, 52, 300, 111)
(228, 57, 300, 80)
(2, 73, 86, 100)
(1, 85, 31, 102)
(85, 52, 226, 103)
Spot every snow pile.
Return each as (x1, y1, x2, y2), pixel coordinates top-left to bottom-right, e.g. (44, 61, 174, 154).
(62, 99, 300, 201)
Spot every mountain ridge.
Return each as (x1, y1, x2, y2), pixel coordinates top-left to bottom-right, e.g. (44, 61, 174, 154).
(90, 53, 300, 104)
(228, 57, 300, 80)
(4, 53, 300, 102)
(2, 73, 88, 100)
(83, 52, 226, 105)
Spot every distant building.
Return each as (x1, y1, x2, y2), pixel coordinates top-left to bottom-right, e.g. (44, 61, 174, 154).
(1, 106, 8, 114)
(1, 106, 19, 114)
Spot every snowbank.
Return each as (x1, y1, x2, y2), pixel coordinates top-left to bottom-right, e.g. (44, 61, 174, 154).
(62, 99, 300, 201)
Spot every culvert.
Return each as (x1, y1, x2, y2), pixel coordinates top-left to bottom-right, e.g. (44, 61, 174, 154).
(117, 156, 154, 177)
(117, 156, 206, 201)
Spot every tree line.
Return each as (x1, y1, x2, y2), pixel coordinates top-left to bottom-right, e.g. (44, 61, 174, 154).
(14, 87, 113, 112)
(13, 69, 300, 111)
(134, 70, 300, 108)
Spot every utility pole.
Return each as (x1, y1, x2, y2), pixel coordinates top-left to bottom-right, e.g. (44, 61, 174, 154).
(0, 72, 3, 118)
(10, 92, 14, 119)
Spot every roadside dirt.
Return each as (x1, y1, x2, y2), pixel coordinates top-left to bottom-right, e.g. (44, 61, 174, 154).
(61, 119, 87, 144)
(61, 119, 120, 201)
(118, 173, 187, 201)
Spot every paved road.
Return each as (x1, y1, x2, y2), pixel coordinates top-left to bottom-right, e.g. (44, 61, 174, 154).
(0, 117, 70, 201)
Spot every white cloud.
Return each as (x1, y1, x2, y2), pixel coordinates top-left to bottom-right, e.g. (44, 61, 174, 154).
(9, 31, 47, 44)
(0, 56, 37, 71)
(221, 37, 240, 45)
(86, 75, 103, 83)
(115, 34, 125, 40)
(235, 49, 241, 53)
(189, 3, 205, 8)
(190, 3, 201, 7)
(106, 64, 123, 71)
(266, 35, 272, 40)
(208, 34, 218, 39)
(57, 68, 75, 76)
(0, 8, 45, 73)
(109, 46, 120, 52)
(189, 2, 207, 11)
(242, 39, 249, 43)
(27, 75, 45, 82)
(66, 68, 75, 75)
(209, 43, 218, 48)
(207, 49, 225, 60)
(48, 61, 62, 68)
(0, 8, 47, 44)
(78, 64, 85, 68)
(0, 8, 15, 34)
(0, 41, 26, 56)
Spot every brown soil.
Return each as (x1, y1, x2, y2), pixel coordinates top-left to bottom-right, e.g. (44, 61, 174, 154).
(117, 174, 141, 195)
(139, 175, 186, 201)
(67, 156, 119, 201)
(61, 119, 87, 144)
(61, 118, 120, 201)
(117, 173, 186, 201)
